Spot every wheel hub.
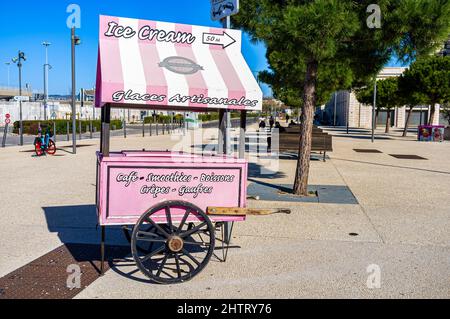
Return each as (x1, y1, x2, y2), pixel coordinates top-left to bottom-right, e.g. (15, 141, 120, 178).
(167, 236, 184, 253)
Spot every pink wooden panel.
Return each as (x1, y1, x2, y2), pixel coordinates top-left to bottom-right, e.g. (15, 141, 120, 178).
(97, 152, 247, 225)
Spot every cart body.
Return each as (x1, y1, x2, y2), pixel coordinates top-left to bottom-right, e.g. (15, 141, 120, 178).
(96, 151, 247, 226)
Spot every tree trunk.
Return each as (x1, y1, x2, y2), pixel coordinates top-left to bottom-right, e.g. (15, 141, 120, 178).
(402, 105, 414, 137)
(428, 103, 436, 125)
(293, 60, 318, 196)
(385, 110, 391, 133)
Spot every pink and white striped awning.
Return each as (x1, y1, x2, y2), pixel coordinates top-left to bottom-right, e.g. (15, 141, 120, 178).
(95, 15, 262, 111)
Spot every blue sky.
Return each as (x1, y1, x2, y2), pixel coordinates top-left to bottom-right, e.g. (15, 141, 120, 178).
(0, 0, 271, 96)
(0, 1, 404, 97)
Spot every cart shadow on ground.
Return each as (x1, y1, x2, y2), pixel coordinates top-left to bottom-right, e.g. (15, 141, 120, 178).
(42, 204, 241, 285)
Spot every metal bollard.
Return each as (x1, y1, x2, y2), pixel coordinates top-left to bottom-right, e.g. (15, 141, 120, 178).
(156, 123, 159, 136)
(2, 123, 8, 148)
(67, 121, 70, 141)
(123, 120, 127, 138)
(149, 122, 152, 136)
(142, 121, 145, 137)
(90, 120, 93, 139)
(79, 120, 82, 140)
(53, 122, 57, 142)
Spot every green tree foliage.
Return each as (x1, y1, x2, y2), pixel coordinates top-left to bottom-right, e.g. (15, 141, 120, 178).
(398, 72, 427, 136)
(355, 80, 382, 128)
(399, 56, 450, 125)
(233, 0, 450, 195)
(375, 78, 402, 133)
(356, 78, 403, 133)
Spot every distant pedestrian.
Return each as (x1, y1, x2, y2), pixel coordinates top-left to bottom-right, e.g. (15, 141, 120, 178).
(269, 116, 275, 130)
(286, 114, 290, 123)
(258, 119, 266, 131)
(274, 121, 286, 133)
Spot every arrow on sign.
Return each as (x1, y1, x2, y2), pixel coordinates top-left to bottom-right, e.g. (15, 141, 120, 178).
(202, 31, 236, 49)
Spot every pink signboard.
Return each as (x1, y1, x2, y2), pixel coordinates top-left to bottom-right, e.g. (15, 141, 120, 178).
(95, 15, 262, 111)
(97, 152, 247, 225)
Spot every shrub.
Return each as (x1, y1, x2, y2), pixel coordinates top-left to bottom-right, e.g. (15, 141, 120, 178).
(143, 114, 184, 124)
(13, 120, 123, 135)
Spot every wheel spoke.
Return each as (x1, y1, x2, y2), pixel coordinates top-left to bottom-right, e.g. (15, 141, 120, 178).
(165, 206, 174, 233)
(176, 208, 191, 235)
(182, 248, 201, 266)
(180, 222, 207, 239)
(156, 254, 169, 277)
(137, 230, 160, 238)
(146, 217, 171, 238)
(174, 253, 182, 278)
(136, 237, 166, 243)
(184, 240, 210, 247)
(140, 245, 165, 263)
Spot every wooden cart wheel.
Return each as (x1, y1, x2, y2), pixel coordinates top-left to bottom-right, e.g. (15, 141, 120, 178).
(131, 200, 215, 284)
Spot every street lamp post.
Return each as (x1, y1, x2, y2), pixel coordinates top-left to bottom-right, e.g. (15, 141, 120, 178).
(42, 42, 51, 121)
(12, 51, 26, 146)
(71, 27, 81, 154)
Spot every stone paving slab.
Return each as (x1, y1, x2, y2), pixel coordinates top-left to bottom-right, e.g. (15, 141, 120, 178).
(247, 182, 358, 204)
(1, 125, 450, 298)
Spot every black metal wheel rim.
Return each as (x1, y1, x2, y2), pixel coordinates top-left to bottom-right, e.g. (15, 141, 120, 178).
(131, 200, 215, 284)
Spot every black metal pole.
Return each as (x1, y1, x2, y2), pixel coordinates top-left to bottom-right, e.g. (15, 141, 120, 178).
(79, 118, 82, 140)
(100, 225, 105, 275)
(18, 57, 23, 146)
(2, 123, 8, 148)
(123, 117, 127, 138)
(239, 111, 247, 159)
(71, 27, 77, 154)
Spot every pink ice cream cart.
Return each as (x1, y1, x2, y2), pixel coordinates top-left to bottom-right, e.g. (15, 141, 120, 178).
(95, 15, 264, 283)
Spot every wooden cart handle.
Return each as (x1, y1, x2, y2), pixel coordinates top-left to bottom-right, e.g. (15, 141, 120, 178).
(207, 207, 291, 216)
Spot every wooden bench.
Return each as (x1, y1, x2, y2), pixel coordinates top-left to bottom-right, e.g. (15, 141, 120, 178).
(277, 131, 333, 162)
(285, 125, 324, 135)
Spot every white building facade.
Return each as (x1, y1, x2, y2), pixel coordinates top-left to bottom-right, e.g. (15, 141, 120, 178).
(322, 67, 442, 129)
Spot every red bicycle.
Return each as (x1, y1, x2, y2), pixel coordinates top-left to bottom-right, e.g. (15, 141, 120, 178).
(34, 128, 56, 156)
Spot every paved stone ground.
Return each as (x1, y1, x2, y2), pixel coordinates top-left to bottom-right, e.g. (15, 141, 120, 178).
(0, 125, 449, 298)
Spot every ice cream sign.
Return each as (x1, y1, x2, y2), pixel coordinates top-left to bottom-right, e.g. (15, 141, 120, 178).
(95, 15, 262, 111)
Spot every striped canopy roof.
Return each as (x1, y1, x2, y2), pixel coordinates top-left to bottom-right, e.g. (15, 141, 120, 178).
(95, 15, 262, 111)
